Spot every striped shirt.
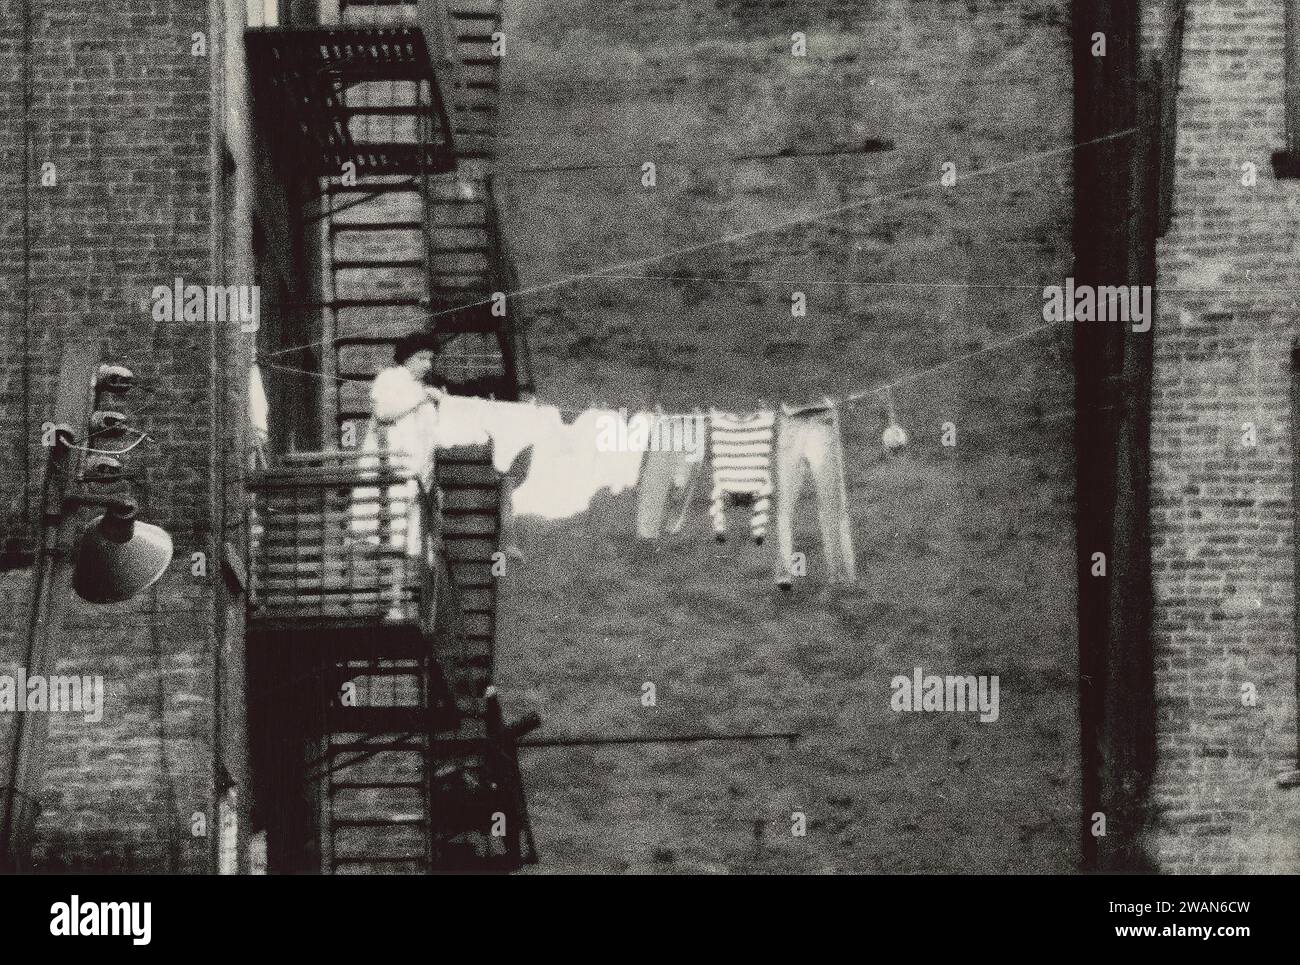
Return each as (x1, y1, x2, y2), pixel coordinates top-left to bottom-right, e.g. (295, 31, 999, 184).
(709, 409, 775, 542)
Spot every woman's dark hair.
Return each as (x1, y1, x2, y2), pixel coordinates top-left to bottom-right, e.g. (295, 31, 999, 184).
(393, 331, 432, 364)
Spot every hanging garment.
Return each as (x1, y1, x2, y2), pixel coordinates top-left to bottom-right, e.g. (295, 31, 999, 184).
(587, 408, 650, 494)
(664, 456, 701, 535)
(487, 402, 553, 473)
(638, 453, 702, 538)
(773, 401, 856, 587)
(435, 393, 493, 450)
(248, 363, 270, 442)
(247, 363, 270, 469)
(436, 394, 546, 474)
(635, 413, 705, 538)
(434, 394, 554, 561)
(497, 444, 533, 560)
(668, 411, 708, 535)
(497, 403, 566, 518)
(435, 397, 648, 521)
(709, 409, 775, 543)
(512, 407, 645, 520)
(351, 366, 441, 558)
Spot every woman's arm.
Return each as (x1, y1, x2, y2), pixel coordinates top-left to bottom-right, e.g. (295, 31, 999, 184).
(371, 368, 436, 423)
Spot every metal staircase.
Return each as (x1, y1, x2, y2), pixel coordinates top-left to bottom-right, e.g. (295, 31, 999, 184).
(339, 0, 504, 159)
(247, 447, 535, 872)
(243, 3, 536, 874)
(435, 446, 501, 698)
(324, 170, 531, 438)
(319, 0, 527, 442)
(246, 4, 530, 444)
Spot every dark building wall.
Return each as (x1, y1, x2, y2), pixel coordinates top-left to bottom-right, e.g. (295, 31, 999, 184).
(0, 0, 228, 872)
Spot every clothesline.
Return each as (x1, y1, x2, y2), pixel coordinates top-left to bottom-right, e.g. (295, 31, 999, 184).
(261, 352, 1089, 438)
(263, 127, 1142, 364)
(261, 314, 1071, 419)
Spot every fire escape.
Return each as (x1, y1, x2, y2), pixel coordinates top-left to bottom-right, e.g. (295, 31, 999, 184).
(242, 1, 536, 873)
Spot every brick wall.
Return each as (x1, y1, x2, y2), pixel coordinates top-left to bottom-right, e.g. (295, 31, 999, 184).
(9, 0, 1260, 875)
(0, 0, 224, 871)
(1144, 0, 1300, 871)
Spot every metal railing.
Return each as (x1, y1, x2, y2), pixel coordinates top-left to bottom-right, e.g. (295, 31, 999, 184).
(248, 448, 439, 625)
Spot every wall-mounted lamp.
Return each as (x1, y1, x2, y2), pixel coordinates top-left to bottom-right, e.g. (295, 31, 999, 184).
(71, 495, 173, 604)
(1, 351, 168, 871)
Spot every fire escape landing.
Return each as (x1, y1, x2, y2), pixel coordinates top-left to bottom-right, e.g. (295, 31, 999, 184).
(244, 26, 457, 177)
(242, 12, 536, 874)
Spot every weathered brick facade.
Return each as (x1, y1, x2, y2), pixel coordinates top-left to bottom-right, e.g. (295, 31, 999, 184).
(0, 0, 228, 871)
(1144, 0, 1300, 871)
(1, 0, 1084, 874)
(495, 0, 1081, 872)
(18, 0, 1271, 875)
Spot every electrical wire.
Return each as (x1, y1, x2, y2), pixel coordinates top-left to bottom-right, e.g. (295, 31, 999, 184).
(260, 314, 1072, 418)
(264, 125, 1145, 362)
(65, 428, 154, 457)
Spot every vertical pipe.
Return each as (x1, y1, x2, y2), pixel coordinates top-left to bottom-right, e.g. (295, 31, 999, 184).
(18, 0, 32, 552)
(1073, 0, 1139, 872)
(1097, 60, 1159, 873)
(1, 440, 78, 870)
(1288, 0, 1300, 157)
(1292, 340, 1300, 769)
(1157, 0, 1187, 235)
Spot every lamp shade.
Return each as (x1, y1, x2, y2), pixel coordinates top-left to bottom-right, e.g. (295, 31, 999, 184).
(73, 508, 173, 603)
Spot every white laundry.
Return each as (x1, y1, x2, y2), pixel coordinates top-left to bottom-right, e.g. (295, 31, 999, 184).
(248, 363, 270, 442)
(437, 395, 549, 474)
(487, 402, 558, 474)
(247, 363, 270, 468)
(435, 393, 493, 450)
(433, 396, 648, 521)
(511, 408, 645, 520)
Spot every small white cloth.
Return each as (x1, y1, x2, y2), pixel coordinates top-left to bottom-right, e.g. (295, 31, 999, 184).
(248, 364, 270, 442)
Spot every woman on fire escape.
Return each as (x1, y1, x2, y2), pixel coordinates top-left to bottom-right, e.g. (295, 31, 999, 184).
(350, 333, 443, 575)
